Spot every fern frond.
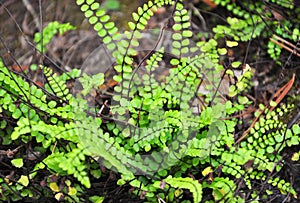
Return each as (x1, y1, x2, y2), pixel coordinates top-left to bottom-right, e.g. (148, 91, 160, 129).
(43, 66, 72, 101)
(165, 176, 202, 203)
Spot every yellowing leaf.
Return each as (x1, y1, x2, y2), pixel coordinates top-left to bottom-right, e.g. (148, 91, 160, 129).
(226, 41, 238, 47)
(4, 177, 10, 184)
(291, 152, 299, 161)
(18, 175, 29, 186)
(55, 192, 64, 201)
(217, 48, 227, 55)
(50, 182, 60, 192)
(174, 188, 183, 197)
(202, 166, 213, 176)
(68, 186, 77, 196)
(11, 158, 24, 168)
(218, 188, 227, 196)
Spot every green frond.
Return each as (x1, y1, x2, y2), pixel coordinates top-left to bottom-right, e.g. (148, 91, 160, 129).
(165, 176, 202, 203)
(34, 21, 75, 53)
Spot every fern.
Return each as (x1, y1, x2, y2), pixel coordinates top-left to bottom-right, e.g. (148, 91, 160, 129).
(0, 62, 91, 189)
(164, 176, 202, 203)
(73, 0, 299, 202)
(212, 0, 300, 62)
(1, 0, 300, 202)
(34, 21, 75, 53)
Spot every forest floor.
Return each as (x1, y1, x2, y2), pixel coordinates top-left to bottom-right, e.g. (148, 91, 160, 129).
(0, 0, 300, 202)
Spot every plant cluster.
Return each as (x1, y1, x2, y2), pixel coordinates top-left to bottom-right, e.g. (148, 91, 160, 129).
(211, 0, 300, 63)
(0, 0, 299, 202)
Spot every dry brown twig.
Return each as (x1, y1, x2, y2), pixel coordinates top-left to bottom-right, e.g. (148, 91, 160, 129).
(270, 34, 300, 58)
(0, 145, 23, 158)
